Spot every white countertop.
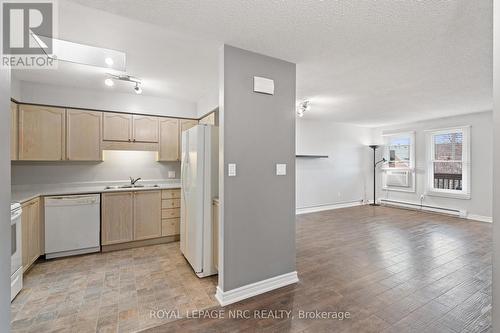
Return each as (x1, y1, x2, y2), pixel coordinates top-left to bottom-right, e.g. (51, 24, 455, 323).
(12, 180, 181, 204)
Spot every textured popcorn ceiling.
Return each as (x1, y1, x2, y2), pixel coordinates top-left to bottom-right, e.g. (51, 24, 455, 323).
(21, 0, 493, 126)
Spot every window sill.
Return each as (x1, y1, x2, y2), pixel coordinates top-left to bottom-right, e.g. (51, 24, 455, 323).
(425, 190, 471, 200)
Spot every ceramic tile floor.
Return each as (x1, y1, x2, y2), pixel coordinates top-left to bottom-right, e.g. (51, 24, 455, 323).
(11, 242, 218, 333)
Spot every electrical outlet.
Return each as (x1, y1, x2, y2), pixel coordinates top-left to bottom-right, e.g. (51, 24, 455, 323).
(168, 171, 176, 179)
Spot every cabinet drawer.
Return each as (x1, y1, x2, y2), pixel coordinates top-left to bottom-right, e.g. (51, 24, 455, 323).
(161, 208, 180, 219)
(162, 218, 180, 236)
(162, 198, 180, 209)
(161, 189, 181, 199)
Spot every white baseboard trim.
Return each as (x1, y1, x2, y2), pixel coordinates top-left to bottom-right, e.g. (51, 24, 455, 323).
(296, 200, 364, 215)
(215, 271, 299, 306)
(467, 214, 493, 223)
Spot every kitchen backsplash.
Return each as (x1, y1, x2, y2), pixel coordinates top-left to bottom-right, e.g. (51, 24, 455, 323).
(11, 150, 181, 185)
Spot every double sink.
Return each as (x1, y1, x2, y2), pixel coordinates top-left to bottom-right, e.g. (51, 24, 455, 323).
(103, 184, 160, 190)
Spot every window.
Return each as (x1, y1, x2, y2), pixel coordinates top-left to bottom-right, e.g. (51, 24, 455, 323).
(382, 132, 415, 170)
(381, 131, 415, 192)
(426, 126, 470, 199)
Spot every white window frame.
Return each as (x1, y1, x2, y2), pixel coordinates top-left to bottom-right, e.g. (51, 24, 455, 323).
(425, 126, 471, 199)
(381, 131, 416, 193)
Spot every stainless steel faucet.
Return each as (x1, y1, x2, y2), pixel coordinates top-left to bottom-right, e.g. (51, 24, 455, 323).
(130, 177, 142, 185)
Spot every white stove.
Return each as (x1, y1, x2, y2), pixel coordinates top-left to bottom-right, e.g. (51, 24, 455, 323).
(11, 203, 22, 301)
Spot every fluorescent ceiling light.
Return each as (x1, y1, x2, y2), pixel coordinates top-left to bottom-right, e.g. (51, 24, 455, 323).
(32, 34, 126, 71)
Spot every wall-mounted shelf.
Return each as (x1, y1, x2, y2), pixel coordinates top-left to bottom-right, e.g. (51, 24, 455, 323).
(296, 155, 329, 158)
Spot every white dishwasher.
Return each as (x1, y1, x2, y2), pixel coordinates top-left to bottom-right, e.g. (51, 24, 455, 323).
(45, 194, 100, 259)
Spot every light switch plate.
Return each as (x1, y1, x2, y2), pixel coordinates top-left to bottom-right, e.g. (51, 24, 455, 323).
(253, 76, 274, 95)
(228, 163, 236, 177)
(276, 163, 287, 176)
(168, 171, 176, 179)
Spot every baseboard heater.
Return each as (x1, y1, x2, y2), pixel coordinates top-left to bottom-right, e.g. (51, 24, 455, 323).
(379, 199, 464, 217)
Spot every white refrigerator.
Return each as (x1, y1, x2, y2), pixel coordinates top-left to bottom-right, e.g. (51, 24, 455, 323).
(181, 124, 218, 278)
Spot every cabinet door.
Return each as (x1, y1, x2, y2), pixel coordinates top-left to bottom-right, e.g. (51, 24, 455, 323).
(21, 198, 41, 272)
(133, 115, 158, 143)
(28, 199, 40, 265)
(102, 192, 134, 245)
(199, 112, 216, 125)
(103, 112, 132, 142)
(19, 105, 65, 161)
(158, 118, 179, 161)
(11, 102, 18, 160)
(67, 109, 102, 161)
(134, 191, 161, 240)
(180, 119, 198, 132)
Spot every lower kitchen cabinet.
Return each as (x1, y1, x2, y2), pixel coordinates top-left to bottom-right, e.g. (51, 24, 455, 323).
(21, 198, 41, 272)
(161, 189, 181, 237)
(102, 189, 176, 247)
(134, 191, 161, 240)
(101, 192, 134, 245)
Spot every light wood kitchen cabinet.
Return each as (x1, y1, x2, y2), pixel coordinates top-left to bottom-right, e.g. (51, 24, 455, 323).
(102, 192, 134, 245)
(21, 198, 41, 272)
(199, 112, 216, 126)
(133, 190, 161, 240)
(133, 115, 158, 143)
(66, 109, 102, 161)
(103, 112, 132, 142)
(18, 105, 65, 161)
(162, 218, 180, 237)
(180, 119, 198, 132)
(158, 118, 180, 161)
(11, 102, 18, 160)
(161, 189, 181, 237)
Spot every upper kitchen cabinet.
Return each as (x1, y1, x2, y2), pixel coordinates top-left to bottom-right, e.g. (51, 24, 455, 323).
(158, 118, 180, 161)
(19, 105, 66, 161)
(66, 109, 102, 161)
(11, 102, 18, 160)
(133, 115, 159, 143)
(103, 112, 133, 142)
(180, 119, 198, 132)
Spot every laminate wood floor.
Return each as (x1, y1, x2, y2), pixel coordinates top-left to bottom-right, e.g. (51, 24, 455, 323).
(145, 206, 492, 333)
(10, 242, 218, 332)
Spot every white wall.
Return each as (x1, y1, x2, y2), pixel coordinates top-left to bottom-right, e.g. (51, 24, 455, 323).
(373, 111, 493, 219)
(296, 119, 373, 210)
(17, 81, 197, 118)
(492, 0, 500, 328)
(12, 151, 180, 186)
(196, 89, 218, 118)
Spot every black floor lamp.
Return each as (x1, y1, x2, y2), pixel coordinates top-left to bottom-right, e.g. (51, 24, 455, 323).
(369, 145, 386, 206)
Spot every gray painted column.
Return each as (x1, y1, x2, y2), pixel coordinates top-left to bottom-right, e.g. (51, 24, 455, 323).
(0, 8, 12, 330)
(219, 45, 296, 291)
(493, 1, 500, 331)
